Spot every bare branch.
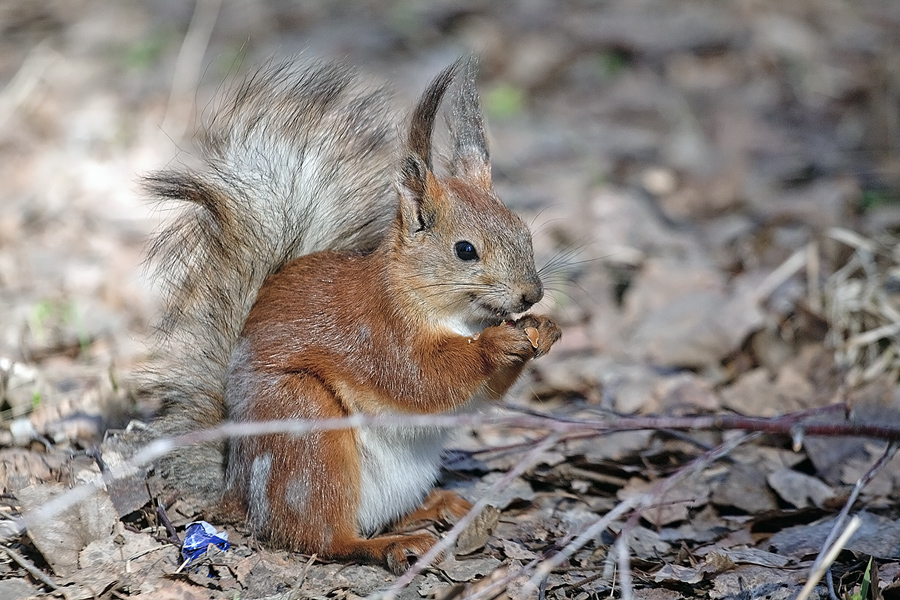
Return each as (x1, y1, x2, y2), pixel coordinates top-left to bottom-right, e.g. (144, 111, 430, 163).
(5, 404, 900, 543)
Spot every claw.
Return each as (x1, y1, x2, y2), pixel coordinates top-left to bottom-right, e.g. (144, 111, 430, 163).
(524, 326, 539, 349)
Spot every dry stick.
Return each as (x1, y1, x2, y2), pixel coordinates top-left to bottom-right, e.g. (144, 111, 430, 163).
(459, 491, 627, 600)
(628, 434, 759, 592)
(507, 402, 848, 456)
(807, 240, 822, 313)
(596, 414, 900, 440)
(297, 553, 318, 594)
(4, 409, 900, 542)
(155, 497, 180, 544)
(826, 227, 879, 253)
(615, 534, 633, 600)
(826, 567, 840, 600)
(117, 411, 900, 470)
(161, 0, 221, 140)
(471, 504, 639, 600)
(0, 408, 874, 596)
(755, 246, 808, 300)
(813, 441, 898, 573)
(0, 40, 57, 130)
(614, 505, 637, 600)
(559, 570, 610, 594)
(813, 442, 899, 594)
(0, 543, 60, 591)
(795, 516, 863, 600)
(377, 432, 563, 600)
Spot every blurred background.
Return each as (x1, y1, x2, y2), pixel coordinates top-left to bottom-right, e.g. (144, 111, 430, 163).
(3, 2, 900, 596)
(0, 0, 899, 440)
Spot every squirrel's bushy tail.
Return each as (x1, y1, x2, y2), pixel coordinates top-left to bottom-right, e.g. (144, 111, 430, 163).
(144, 61, 397, 504)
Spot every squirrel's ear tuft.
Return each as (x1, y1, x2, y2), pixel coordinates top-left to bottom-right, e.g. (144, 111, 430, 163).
(448, 57, 491, 183)
(405, 61, 458, 174)
(397, 61, 459, 236)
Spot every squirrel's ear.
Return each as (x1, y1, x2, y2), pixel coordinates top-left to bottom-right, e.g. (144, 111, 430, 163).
(397, 154, 437, 234)
(405, 61, 457, 176)
(397, 61, 458, 235)
(448, 57, 491, 184)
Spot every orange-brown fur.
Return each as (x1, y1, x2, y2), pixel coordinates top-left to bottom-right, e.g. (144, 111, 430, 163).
(223, 206, 559, 570)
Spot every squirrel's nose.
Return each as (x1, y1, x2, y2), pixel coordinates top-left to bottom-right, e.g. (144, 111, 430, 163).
(519, 278, 544, 311)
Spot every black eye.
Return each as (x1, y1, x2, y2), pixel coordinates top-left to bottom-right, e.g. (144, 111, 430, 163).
(454, 240, 479, 261)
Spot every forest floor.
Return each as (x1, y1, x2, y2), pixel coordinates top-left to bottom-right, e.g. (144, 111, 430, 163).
(1, 1, 900, 598)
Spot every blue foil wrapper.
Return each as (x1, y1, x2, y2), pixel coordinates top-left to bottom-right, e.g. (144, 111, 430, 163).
(181, 520, 230, 564)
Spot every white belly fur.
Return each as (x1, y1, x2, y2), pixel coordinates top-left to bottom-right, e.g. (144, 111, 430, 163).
(354, 391, 490, 534)
(355, 424, 449, 535)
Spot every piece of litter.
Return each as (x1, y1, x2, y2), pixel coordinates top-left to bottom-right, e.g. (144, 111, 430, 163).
(180, 521, 230, 567)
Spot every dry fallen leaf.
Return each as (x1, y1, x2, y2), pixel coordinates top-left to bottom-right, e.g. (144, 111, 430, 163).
(654, 563, 705, 584)
(710, 463, 779, 514)
(0, 579, 39, 600)
(455, 505, 500, 555)
(17, 483, 119, 577)
(440, 555, 503, 583)
(769, 513, 900, 560)
(767, 468, 835, 509)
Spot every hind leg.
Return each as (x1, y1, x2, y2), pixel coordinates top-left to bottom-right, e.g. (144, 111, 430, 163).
(395, 489, 473, 528)
(230, 372, 444, 573)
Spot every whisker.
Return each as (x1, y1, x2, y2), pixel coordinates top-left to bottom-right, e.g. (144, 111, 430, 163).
(537, 238, 596, 275)
(530, 215, 568, 238)
(545, 253, 611, 271)
(527, 204, 559, 230)
(540, 251, 614, 279)
(409, 282, 491, 293)
(543, 284, 588, 305)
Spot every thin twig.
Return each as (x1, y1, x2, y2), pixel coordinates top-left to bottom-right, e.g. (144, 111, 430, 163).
(807, 240, 821, 313)
(619, 433, 759, 599)
(523, 494, 641, 594)
(463, 557, 543, 600)
(161, 0, 221, 140)
(5, 408, 899, 543)
(173, 556, 191, 574)
(559, 570, 610, 593)
(155, 497, 180, 545)
(796, 516, 862, 600)
(756, 247, 807, 300)
(615, 534, 633, 600)
(298, 554, 318, 592)
(810, 442, 898, 574)
(0, 40, 57, 130)
(826, 566, 840, 600)
(0, 543, 59, 591)
(126, 544, 170, 573)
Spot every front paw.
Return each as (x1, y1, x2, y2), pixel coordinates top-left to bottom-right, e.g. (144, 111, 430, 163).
(479, 322, 536, 367)
(515, 314, 561, 358)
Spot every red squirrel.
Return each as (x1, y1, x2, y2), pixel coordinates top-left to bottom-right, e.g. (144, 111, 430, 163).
(145, 58, 560, 574)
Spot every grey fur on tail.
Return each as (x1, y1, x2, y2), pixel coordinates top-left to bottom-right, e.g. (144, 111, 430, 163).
(143, 61, 399, 504)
